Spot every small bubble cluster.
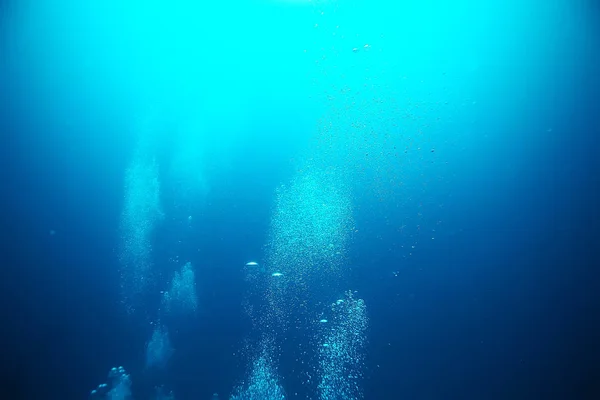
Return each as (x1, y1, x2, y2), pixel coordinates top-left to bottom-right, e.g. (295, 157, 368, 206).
(89, 366, 131, 400)
(264, 167, 354, 325)
(230, 341, 286, 400)
(161, 261, 198, 315)
(317, 291, 368, 400)
(145, 324, 174, 370)
(119, 147, 164, 313)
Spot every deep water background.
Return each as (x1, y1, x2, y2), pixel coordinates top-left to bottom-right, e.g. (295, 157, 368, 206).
(1, 0, 600, 399)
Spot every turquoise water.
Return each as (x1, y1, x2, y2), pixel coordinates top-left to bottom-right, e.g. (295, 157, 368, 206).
(1, 0, 598, 399)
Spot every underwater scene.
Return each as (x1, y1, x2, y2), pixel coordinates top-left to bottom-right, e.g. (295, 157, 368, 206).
(1, 0, 598, 399)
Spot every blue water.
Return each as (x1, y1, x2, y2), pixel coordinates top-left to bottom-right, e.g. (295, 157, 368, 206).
(1, 0, 599, 399)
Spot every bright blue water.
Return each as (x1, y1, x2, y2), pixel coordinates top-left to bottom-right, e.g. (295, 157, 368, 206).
(1, 1, 599, 399)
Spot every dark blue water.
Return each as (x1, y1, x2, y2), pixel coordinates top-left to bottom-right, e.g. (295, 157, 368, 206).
(1, 1, 599, 399)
